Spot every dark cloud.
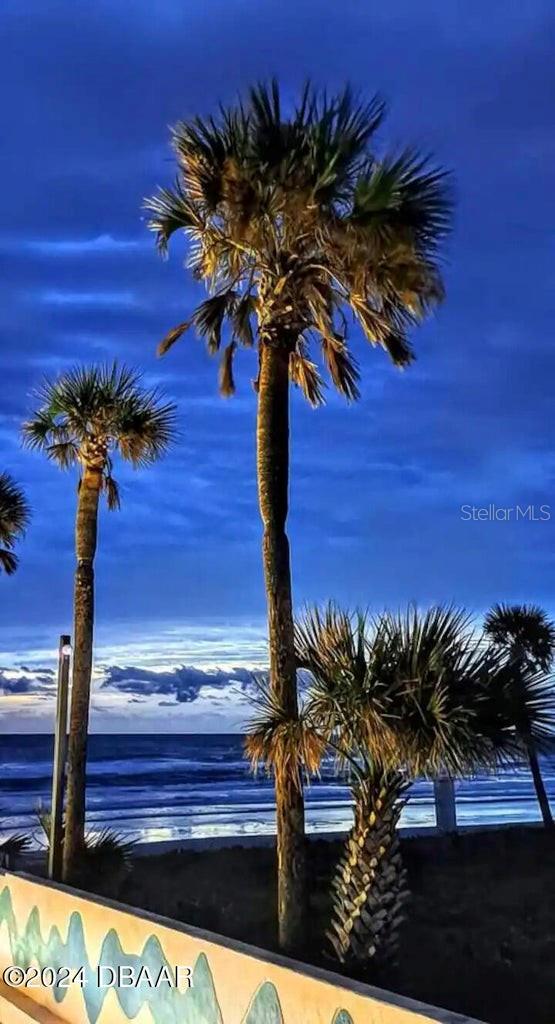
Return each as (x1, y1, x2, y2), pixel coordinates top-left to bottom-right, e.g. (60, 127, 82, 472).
(102, 665, 255, 703)
(0, 670, 56, 696)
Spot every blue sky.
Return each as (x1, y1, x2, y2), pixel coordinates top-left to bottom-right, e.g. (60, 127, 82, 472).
(1, 0, 554, 731)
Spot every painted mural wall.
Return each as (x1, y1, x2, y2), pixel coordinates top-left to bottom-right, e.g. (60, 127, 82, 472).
(0, 870, 481, 1024)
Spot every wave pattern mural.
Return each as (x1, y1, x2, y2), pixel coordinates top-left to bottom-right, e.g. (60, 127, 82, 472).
(0, 884, 356, 1024)
(243, 981, 284, 1023)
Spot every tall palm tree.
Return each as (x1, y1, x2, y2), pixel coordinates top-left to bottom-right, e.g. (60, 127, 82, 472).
(145, 81, 451, 950)
(484, 602, 555, 828)
(23, 364, 177, 880)
(0, 472, 30, 574)
(248, 604, 515, 968)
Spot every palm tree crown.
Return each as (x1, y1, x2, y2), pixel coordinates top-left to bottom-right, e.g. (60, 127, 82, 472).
(145, 81, 452, 402)
(0, 472, 31, 575)
(484, 602, 555, 672)
(484, 603, 555, 751)
(299, 604, 514, 777)
(22, 364, 177, 508)
(247, 604, 515, 784)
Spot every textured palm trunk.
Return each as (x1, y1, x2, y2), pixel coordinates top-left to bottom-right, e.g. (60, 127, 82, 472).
(526, 739, 553, 828)
(62, 465, 101, 882)
(256, 342, 306, 953)
(328, 772, 408, 970)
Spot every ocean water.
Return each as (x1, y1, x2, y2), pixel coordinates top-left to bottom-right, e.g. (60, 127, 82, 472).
(0, 734, 553, 847)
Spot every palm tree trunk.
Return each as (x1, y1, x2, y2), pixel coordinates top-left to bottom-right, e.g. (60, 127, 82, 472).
(256, 341, 306, 953)
(62, 466, 101, 882)
(328, 772, 408, 969)
(526, 739, 553, 828)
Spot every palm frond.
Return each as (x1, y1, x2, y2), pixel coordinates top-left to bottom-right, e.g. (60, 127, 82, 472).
(249, 78, 282, 150)
(0, 472, 31, 547)
(46, 441, 80, 469)
(144, 182, 203, 256)
(116, 393, 177, 467)
(379, 331, 415, 367)
(231, 293, 257, 347)
(351, 149, 452, 252)
(321, 335, 360, 400)
(0, 833, 31, 867)
(102, 473, 120, 511)
(245, 678, 327, 789)
(21, 409, 57, 453)
(510, 667, 555, 751)
(302, 86, 386, 201)
(193, 291, 237, 353)
(219, 341, 237, 397)
(0, 548, 18, 575)
(84, 826, 135, 870)
(157, 320, 192, 357)
(289, 341, 325, 407)
(486, 656, 555, 752)
(23, 409, 80, 467)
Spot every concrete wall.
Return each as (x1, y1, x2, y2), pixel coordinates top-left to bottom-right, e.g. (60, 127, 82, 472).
(0, 870, 483, 1024)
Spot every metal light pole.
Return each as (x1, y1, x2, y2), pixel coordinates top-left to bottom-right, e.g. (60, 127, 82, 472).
(48, 634, 71, 880)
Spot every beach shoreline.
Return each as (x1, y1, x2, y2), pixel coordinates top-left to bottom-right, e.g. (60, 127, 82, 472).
(1, 734, 553, 848)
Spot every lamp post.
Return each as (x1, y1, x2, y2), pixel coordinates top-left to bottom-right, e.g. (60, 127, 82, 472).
(48, 635, 71, 880)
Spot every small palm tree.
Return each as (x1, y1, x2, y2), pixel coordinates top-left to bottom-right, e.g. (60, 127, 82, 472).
(36, 805, 134, 896)
(248, 604, 515, 969)
(145, 81, 452, 950)
(0, 472, 30, 574)
(484, 602, 555, 828)
(23, 364, 177, 880)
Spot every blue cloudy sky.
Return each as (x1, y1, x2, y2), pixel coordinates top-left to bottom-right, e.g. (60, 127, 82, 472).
(1, 0, 554, 732)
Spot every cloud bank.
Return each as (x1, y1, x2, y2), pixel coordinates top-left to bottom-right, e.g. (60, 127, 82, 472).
(101, 664, 256, 703)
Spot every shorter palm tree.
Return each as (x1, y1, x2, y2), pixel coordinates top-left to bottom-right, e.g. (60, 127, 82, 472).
(0, 472, 30, 574)
(485, 603, 555, 828)
(23, 364, 177, 880)
(247, 604, 515, 970)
